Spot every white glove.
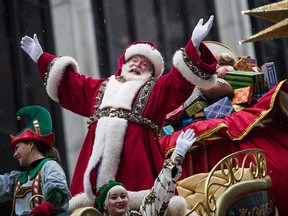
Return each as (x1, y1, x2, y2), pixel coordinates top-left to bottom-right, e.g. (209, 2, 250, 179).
(174, 129, 196, 157)
(20, 34, 43, 63)
(191, 15, 214, 54)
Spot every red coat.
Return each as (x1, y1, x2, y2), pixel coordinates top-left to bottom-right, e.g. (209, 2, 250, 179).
(37, 40, 217, 204)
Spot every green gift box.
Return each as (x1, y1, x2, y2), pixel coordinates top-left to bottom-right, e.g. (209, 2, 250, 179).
(185, 100, 208, 117)
(183, 87, 205, 109)
(224, 71, 264, 94)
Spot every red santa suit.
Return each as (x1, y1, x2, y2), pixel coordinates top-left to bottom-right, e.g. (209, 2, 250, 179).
(36, 39, 217, 208)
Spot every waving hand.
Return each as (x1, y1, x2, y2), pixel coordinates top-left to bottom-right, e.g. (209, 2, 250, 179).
(20, 34, 43, 63)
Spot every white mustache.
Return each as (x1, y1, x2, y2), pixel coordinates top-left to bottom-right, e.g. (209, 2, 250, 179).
(129, 66, 141, 74)
(121, 63, 152, 81)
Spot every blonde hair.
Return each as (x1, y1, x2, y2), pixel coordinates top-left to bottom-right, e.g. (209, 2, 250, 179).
(103, 185, 129, 216)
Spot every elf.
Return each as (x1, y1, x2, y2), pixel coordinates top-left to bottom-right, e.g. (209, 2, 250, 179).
(0, 105, 71, 216)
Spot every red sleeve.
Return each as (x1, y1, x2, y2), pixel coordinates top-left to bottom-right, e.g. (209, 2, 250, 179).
(37, 52, 57, 80)
(185, 40, 217, 74)
(37, 52, 105, 117)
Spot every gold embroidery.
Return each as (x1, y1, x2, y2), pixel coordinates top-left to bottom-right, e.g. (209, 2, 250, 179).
(180, 48, 215, 80)
(44, 57, 59, 87)
(88, 107, 161, 139)
(15, 186, 32, 198)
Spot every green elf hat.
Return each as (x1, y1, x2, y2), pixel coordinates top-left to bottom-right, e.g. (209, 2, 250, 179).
(10, 105, 55, 148)
(95, 180, 126, 213)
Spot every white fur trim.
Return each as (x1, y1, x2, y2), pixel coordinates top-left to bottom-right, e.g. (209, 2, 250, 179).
(128, 190, 150, 211)
(99, 76, 147, 109)
(125, 43, 164, 79)
(68, 192, 94, 211)
(173, 50, 217, 90)
(46, 56, 79, 102)
(166, 196, 187, 216)
(83, 117, 128, 199)
(83, 76, 147, 199)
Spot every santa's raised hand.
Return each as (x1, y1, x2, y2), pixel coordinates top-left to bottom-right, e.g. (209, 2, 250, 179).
(191, 15, 214, 54)
(20, 34, 43, 63)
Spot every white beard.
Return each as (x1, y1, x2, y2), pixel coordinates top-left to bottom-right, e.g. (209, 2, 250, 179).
(121, 63, 153, 82)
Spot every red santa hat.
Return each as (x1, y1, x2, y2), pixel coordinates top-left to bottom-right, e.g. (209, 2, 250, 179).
(117, 41, 164, 79)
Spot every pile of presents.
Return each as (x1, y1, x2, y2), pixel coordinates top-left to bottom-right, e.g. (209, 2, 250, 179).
(163, 41, 279, 134)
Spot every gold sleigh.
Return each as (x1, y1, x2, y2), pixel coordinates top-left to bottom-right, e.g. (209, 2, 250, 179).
(177, 148, 278, 216)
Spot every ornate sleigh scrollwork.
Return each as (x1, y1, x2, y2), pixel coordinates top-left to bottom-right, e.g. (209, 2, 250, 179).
(180, 148, 277, 216)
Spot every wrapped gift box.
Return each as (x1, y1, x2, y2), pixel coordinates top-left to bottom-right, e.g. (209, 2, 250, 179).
(183, 87, 206, 109)
(194, 111, 205, 119)
(162, 124, 174, 135)
(182, 117, 195, 127)
(241, 57, 257, 66)
(224, 71, 265, 94)
(233, 104, 244, 112)
(261, 62, 278, 90)
(232, 86, 253, 106)
(185, 100, 208, 117)
(234, 58, 256, 72)
(204, 97, 235, 119)
(182, 114, 206, 127)
(166, 105, 188, 125)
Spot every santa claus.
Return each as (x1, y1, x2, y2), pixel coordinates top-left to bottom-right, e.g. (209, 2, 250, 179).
(20, 15, 217, 211)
